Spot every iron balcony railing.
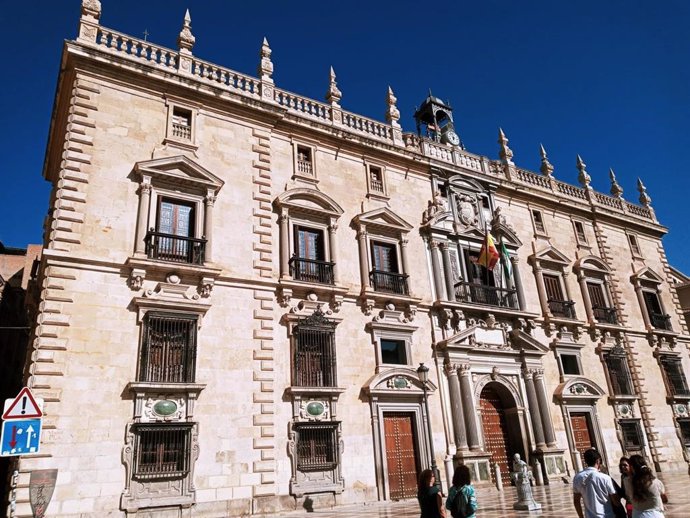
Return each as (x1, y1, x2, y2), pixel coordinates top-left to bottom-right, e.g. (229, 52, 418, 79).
(289, 256, 335, 285)
(650, 312, 672, 331)
(548, 298, 577, 319)
(145, 230, 206, 265)
(593, 306, 618, 325)
(454, 281, 518, 309)
(370, 270, 409, 295)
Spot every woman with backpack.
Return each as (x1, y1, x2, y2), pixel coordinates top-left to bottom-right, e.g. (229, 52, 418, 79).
(445, 464, 478, 518)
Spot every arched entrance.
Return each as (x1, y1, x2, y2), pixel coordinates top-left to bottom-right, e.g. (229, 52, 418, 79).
(479, 383, 524, 485)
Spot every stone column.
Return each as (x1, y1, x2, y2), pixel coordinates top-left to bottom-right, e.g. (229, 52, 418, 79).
(328, 220, 339, 284)
(633, 282, 652, 330)
(440, 242, 456, 301)
(533, 369, 557, 447)
(459, 365, 480, 451)
(357, 226, 370, 289)
(204, 191, 215, 262)
(135, 178, 152, 254)
(577, 271, 594, 324)
(523, 369, 546, 449)
(430, 241, 446, 301)
(511, 257, 526, 311)
(400, 235, 410, 277)
(532, 264, 551, 316)
(445, 363, 468, 451)
(279, 211, 290, 279)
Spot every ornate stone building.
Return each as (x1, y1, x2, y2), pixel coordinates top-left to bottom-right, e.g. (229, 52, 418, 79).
(8, 2, 690, 516)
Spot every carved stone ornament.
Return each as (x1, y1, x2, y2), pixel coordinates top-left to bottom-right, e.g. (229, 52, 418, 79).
(198, 276, 215, 298)
(129, 268, 146, 290)
(177, 9, 195, 53)
(299, 400, 331, 421)
(385, 86, 401, 127)
(615, 403, 634, 419)
(258, 37, 274, 82)
(422, 191, 447, 224)
(568, 383, 592, 396)
(326, 66, 342, 106)
(386, 376, 412, 390)
(673, 403, 689, 418)
(81, 0, 101, 20)
(455, 194, 479, 229)
(490, 366, 500, 380)
(142, 397, 186, 422)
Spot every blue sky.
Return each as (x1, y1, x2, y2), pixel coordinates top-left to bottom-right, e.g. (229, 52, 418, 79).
(1, 1, 689, 270)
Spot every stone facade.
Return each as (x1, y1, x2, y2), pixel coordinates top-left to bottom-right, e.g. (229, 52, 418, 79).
(7, 2, 690, 517)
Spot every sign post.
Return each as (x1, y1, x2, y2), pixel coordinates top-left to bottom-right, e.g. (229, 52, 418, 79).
(1, 387, 43, 457)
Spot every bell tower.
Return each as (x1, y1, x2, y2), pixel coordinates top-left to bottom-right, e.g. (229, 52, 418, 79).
(413, 91, 463, 148)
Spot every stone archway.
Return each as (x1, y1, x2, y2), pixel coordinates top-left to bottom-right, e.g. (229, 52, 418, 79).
(479, 382, 525, 485)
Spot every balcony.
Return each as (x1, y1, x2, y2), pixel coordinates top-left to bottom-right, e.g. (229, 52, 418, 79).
(593, 306, 618, 325)
(548, 298, 576, 319)
(454, 281, 518, 309)
(145, 230, 206, 265)
(370, 270, 409, 296)
(289, 256, 335, 285)
(650, 312, 672, 331)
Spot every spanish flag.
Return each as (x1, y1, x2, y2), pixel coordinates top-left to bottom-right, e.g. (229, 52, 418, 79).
(477, 232, 500, 271)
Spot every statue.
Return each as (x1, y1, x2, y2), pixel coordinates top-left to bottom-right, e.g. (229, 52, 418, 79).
(510, 454, 541, 511)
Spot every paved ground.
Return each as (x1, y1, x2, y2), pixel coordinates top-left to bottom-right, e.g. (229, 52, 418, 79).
(269, 473, 690, 517)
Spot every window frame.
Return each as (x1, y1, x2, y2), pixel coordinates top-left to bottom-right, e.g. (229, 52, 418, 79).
(559, 353, 581, 376)
(365, 160, 389, 200)
(627, 233, 643, 258)
(163, 96, 199, 151)
(531, 209, 547, 237)
(138, 311, 198, 384)
(294, 422, 339, 472)
(292, 140, 318, 184)
(618, 419, 645, 456)
(659, 354, 690, 398)
(132, 422, 193, 480)
(602, 347, 635, 396)
(572, 219, 589, 246)
(291, 310, 338, 388)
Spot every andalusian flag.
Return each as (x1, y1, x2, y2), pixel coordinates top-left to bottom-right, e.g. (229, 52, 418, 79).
(500, 241, 512, 279)
(477, 232, 500, 271)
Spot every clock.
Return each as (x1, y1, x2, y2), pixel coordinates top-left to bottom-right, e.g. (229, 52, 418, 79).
(442, 130, 460, 146)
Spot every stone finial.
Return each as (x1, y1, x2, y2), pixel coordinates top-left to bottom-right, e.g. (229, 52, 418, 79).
(258, 37, 274, 83)
(385, 86, 401, 128)
(498, 128, 514, 164)
(576, 155, 591, 188)
(177, 9, 195, 54)
(637, 178, 652, 207)
(539, 144, 554, 177)
(609, 168, 624, 199)
(81, 0, 101, 21)
(326, 66, 342, 106)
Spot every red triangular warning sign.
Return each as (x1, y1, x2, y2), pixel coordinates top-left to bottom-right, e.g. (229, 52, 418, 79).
(2, 388, 43, 420)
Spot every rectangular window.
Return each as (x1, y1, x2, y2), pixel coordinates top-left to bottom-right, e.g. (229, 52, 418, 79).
(295, 227, 325, 261)
(643, 290, 671, 330)
(139, 313, 197, 383)
(147, 197, 204, 264)
(133, 423, 192, 480)
(574, 221, 587, 243)
(532, 210, 545, 233)
(296, 145, 313, 176)
(380, 339, 407, 365)
(678, 419, 690, 447)
(369, 166, 384, 194)
(628, 235, 641, 256)
(561, 354, 580, 376)
(291, 226, 332, 284)
(372, 241, 398, 273)
(660, 356, 690, 396)
(296, 423, 338, 472)
(294, 321, 336, 387)
(370, 241, 408, 294)
(604, 349, 634, 396)
(544, 274, 564, 301)
(171, 108, 192, 140)
(619, 420, 644, 455)
(587, 282, 617, 324)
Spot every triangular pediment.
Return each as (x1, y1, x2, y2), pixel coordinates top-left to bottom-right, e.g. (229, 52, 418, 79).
(275, 188, 344, 217)
(631, 266, 664, 284)
(353, 207, 413, 232)
(439, 323, 512, 352)
(135, 155, 223, 192)
(531, 245, 571, 266)
(509, 330, 550, 355)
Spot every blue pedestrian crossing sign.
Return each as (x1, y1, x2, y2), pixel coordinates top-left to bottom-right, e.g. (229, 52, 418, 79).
(1, 418, 42, 456)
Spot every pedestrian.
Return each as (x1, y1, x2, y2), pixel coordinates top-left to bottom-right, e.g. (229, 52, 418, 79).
(623, 455, 667, 518)
(418, 469, 446, 518)
(616, 457, 633, 518)
(445, 464, 477, 518)
(573, 448, 623, 518)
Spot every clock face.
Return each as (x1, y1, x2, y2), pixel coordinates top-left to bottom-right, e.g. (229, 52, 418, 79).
(443, 130, 460, 146)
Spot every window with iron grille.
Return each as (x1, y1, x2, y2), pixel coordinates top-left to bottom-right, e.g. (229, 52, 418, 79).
(293, 310, 336, 388)
(660, 356, 690, 396)
(133, 423, 192, 480)
(678, 419, 690, 447)
(295, 423, 338, 471)
(619, 420, 644, 455)
(139, 312, 197, 383)
(604, 347, 635, 396)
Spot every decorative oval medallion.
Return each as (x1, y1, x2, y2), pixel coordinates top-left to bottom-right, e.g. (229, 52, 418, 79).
(153, 399, 178, 416)
(393, 376, 409, 389)
(306, 401, 325, 417)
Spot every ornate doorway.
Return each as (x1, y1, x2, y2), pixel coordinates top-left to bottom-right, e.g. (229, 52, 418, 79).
(479, 385, 516, 485)
(570, 412, 595, 466)
(383, 412, 419, 500)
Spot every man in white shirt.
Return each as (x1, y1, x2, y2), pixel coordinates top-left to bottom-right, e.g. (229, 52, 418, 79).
(573, 448, 621, 518)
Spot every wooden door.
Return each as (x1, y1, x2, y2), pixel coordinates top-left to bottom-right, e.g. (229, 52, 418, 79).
(383, 413, 419, 500)
(571, 412, 594, 466)
(479, 386, 513, 486)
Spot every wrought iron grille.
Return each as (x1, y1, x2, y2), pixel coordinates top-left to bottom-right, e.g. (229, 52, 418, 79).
(454, 281, 518, 308)
(619, 420, 644, 455)
(133, 423, 192, 480)
(370, 270, 409, 295)
(547, 298, 576, 319)
(289, 256, 335, 284)
(144, 230, 206, 265)
(592, 306, 618, 324)
(660, 356, 690, 396)
(140, 313, 197, 383)
(605, 346, 634, 396)
(296, 423, 338, 472)
(293, 310, 336, 387)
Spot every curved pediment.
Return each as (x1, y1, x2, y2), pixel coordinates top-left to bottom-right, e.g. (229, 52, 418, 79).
(363, 367, 436, 396)
(274, 188, 344, 217)
(447, 175, 486, 193)
(353, 207, 413, 233)
(574, 255, 611, 275)
(135, 155, 224, 192)
(631, 266, 664, 285)
(554, 377, 606, 402)
(530, 245, 572, 267)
